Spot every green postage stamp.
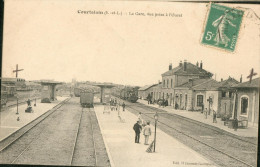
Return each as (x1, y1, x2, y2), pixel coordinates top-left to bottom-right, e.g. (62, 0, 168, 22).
(201, 3, 244, 52)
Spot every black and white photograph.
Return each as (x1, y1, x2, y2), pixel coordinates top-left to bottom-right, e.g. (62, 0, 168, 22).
(0, 0, 259, 167)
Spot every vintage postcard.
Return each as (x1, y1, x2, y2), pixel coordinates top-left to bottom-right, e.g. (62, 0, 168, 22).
(1, 0, 259, 167)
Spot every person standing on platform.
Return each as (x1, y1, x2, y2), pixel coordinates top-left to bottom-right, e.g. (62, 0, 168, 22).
(137, 112, 143, 125)
(122, 102, 126, 111)
(143, 122, 151, 145)
(27, 99, 31, 106)
(204, 108, 208, 119)
(213, 110, 217, 123)
(201, 103, 204, 113)
(133, 121, 142, 143)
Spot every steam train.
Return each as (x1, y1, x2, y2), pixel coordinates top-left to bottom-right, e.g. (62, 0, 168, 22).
(113, 87, 139, 103)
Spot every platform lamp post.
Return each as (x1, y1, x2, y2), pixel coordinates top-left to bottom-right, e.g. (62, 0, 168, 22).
(34, 92, 37, 107)
(15, 93, 19, 115)
(154, 112, 159, 152)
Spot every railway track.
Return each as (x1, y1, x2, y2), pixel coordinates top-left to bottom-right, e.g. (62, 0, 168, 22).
(137, 103, 257, 145)
(0, 98, 71, 164)
(0, 97, 71, 153)
(89, 108, 98, 166)
(126, 102, 257, 167)
(70, 107, 97, 166)
(0, 97, 110, 166)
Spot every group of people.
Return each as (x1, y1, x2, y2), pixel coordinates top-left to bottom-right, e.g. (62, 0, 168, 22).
(110, 98, 125, 111)
(157, 99, 168, 107)
(147, 98, 168, 108)
(133, 112, 152, 145)
(110, 98, 119, 111)
(109, 98, 126, 122)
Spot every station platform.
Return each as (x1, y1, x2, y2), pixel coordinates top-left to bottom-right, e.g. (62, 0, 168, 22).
(94, 105, 217, 167)
(0, 96, 69, 141)
(138, 99, 258, 138)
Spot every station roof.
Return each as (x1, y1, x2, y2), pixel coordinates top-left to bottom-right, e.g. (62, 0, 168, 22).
(174, 78, 212, 89)
(1, 77, 25, 83)
(34, 80, 64, 85)
(217, 77, 239, 89)
(232, 77, 259, 89)
(138, 84, 158, 91)
(162, 62, 213, 77)
(192, 79, 221, 91)
(175, 77, 240, 91)
(25, 81, 41, 86)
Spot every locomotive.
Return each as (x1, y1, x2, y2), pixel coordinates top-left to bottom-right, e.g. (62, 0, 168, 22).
(113, 87, 139, 103)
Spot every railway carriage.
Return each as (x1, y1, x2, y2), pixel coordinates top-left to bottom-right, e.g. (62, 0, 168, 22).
(80, 88, 94, 108)
(74, 87, 83, 97)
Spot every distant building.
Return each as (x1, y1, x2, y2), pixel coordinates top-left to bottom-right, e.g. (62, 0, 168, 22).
(232, 77, 259, 127)
(1, 77, 25, 97)
(138, 84, 158, 100)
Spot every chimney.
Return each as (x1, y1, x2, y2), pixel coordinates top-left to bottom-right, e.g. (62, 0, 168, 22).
(184, 60, 187, 71)
(200, 61, 203, 69)
(169, 63, 172, 70)
(189, 78, 193, 86)
(196, 61, 199, 67)
(179, 61, 182, 67)
(240, 75, 242, 83)
(221, 78, 223, 82)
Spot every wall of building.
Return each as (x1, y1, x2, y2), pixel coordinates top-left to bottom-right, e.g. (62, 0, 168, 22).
(236, 89, 259, 127)
(138, 90, 146, 99)
(205, 91, 220, 112)
(220, 98, 233, 116)
(192, 90, 207, 111)
(176, 75, 200, 87)
(162, 75, 175, 89)
(173, 89, 192, 110)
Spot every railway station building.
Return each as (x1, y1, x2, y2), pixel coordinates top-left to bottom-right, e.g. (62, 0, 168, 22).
(232, 77, 259, 127)
(150, 60, 213, 106)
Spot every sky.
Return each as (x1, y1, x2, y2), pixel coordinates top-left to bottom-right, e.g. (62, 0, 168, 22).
(2, 0, 260, 87)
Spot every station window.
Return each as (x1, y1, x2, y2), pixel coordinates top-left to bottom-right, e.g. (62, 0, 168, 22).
(171, 79, 173, 88)
(163, 80, 165, 88)
(241, 97, 248, 115)
(167, 79, 169, 88)
(222, 91, 226, 97)
(197, 95, 203, 106)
